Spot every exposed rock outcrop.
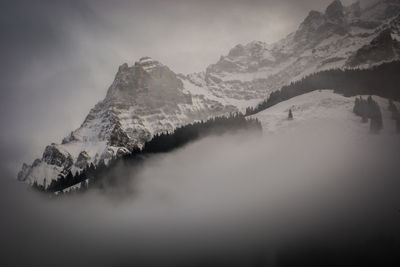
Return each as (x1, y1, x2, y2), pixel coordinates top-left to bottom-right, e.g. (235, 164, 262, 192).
(42, 144, 73, 169)
(346, 28, 400, 66)
(74, 151, 91, 169)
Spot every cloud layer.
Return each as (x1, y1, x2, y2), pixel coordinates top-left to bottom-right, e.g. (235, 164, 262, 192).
(1, 124, 399, 266)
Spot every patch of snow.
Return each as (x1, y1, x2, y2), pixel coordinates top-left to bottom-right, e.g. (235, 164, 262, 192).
(252, 90, 399, 136)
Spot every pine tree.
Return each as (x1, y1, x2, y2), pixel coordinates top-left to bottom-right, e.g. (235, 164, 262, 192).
(389, 100, 399, 120)
(360, 98, 368, 123)
(353, 97, 368, 122)
(80, 180, 88, 192)
(397, 118, 400, 134)
(32, 181, 39, 191)
(369, 99, 383, 134)
(392, 107, 400, 134)
(353, 97, 360, 115)
(288, 109, 293, 120)
(388, 99, 396, 113)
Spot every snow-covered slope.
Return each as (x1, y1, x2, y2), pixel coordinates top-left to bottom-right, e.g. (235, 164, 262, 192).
(19, 0, 400, 186)
(251, 90, 399, 136)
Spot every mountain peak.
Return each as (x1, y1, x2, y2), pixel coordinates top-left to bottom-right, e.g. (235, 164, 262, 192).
(227, 44, 246, 58)
(302, 10, 325, 27)
(135, 56, 163, 73)
(118, 63, 129, 72)
(106, 56, 184, 103)
(326, 0, 343, 11)
(346, 1, 361, 17)
(325, 0, 345, 22)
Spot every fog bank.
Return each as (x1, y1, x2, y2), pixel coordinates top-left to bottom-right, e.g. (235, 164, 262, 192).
(1, 124, 400, 266)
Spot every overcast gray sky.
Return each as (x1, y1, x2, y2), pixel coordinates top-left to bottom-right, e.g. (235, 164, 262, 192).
(0, 0, 358, 173)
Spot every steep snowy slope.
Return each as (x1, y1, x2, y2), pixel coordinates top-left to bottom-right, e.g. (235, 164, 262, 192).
(251, 90, 399, 135)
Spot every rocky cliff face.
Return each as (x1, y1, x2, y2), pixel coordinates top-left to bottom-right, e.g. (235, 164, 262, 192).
(19, 0, 400, 186)
(346, 28, 400, 66)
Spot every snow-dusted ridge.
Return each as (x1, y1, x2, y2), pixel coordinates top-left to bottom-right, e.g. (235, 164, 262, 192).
(19, 0, 400, 186)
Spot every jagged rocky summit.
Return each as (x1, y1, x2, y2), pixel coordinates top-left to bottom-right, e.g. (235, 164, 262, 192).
(19, 0, 400, 186)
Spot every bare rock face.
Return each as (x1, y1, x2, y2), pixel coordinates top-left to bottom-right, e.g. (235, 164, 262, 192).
(346, 29, 400, 67)
(294, 10, 326, 43)
(106, 57, 185, 103)
(42, 144, 73, 169)
(294, 0, 348, 48)
(108, 124, 131, 148)
(389, 14, 400, 35)
(325, 0, 345, 24)
(347, 1, 361, 18)
(116, 147, 130, 157)
(375, 0, 400, 20)
(98, 148, 113, 163)
(17, 163, 31, 181)
(75, 151, 91, 169)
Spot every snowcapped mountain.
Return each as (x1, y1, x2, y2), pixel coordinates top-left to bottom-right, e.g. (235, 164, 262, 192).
(18, 57, 238, 186)
(201, 0, 400, 93)
(19, 0, 400, 186)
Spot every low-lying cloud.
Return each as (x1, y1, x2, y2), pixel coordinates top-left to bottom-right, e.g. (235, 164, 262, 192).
(1, 124, 400, 266)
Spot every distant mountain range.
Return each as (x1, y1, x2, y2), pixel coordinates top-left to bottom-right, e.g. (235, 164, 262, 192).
(19, 0, 400, 186)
